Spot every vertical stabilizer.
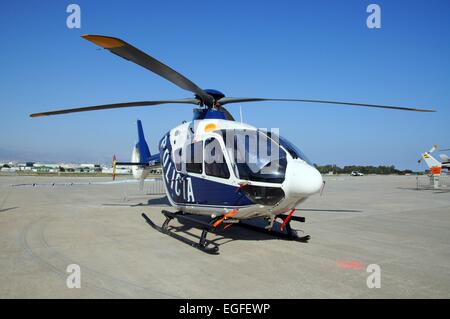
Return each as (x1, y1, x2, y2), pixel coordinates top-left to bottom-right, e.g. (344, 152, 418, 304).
(136, 120, 151, 163)
(421, 152, 442, 175)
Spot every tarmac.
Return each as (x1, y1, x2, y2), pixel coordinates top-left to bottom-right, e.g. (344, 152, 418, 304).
(0, 174, 449, 298)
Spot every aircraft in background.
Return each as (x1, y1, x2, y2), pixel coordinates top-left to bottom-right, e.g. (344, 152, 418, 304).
(418, 145, 450, 175)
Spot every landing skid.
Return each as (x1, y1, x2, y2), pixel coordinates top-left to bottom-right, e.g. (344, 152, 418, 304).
(141, 210, 310, 255)
(238, 217, 310, 242)
(141, 211, 219, 255)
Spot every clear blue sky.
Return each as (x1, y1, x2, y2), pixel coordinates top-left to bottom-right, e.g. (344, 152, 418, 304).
(1, 0, 449, 169)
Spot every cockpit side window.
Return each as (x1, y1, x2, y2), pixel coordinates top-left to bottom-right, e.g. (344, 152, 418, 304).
(186, 141, 203, 174)
(174, 148, 182, 172)
(204, 138, 230, 179)
(267, 132, 312, 165)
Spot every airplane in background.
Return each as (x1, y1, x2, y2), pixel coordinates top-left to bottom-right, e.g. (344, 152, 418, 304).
(418, 145, 450, 175)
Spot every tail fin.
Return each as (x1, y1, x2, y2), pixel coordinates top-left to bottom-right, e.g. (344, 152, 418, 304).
(136, 119, 151, 163)
(421, 152, 442, 175)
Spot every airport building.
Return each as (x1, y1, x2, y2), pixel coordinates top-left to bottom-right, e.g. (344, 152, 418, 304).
(0, 162, 131, 175)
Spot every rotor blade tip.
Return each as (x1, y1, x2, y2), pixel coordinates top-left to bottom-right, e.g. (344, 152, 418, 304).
(30, 113, 45, 118)
(81, 34, 125, 49)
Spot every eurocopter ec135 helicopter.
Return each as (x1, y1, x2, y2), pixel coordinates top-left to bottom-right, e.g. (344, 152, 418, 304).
(31, 35, 434, 254)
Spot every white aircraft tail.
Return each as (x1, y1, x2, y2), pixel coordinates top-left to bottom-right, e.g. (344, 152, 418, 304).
(420, 152, 442, 175)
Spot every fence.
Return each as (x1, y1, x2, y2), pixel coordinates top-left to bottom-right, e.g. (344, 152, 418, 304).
(146, 178, 166, 195)
(415, 174, 450, 190)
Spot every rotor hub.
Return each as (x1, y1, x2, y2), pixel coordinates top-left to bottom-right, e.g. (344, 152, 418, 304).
(203, 89, 225, 101)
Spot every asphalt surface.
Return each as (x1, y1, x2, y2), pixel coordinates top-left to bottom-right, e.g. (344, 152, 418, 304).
(0, 174, 449, 298)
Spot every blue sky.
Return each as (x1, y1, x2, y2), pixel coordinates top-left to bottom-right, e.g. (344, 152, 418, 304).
(1, 0, 449, 169)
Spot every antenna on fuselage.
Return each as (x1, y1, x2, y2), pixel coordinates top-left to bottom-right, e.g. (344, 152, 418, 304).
(239, 105, 243, 124)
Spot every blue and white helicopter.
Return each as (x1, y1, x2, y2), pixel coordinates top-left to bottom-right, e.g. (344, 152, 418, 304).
(31, 35, 434, 254)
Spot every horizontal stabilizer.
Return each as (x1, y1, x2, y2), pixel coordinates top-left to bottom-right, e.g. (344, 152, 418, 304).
(115, 162, 150, 166)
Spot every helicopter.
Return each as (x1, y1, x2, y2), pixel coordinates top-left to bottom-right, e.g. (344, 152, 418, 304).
(31, 35, 435, 254)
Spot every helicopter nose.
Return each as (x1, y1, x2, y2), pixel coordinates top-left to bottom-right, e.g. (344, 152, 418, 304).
(283, 161, 323, 196)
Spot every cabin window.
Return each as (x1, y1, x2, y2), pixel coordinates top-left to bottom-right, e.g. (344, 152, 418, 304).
(174, 148, 182, 172)
(204, 138, 230, 179)
(186, 141, 203, 174)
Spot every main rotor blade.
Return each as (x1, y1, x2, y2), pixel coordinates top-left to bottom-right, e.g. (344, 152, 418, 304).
(218, 97, 435, 112)
(30, 98, 199, 117)
(219, 106, 235, 121)
(81, 34, 214, 106)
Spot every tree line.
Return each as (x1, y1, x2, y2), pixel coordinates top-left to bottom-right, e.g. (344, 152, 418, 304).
(314, 164, 416, 175)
